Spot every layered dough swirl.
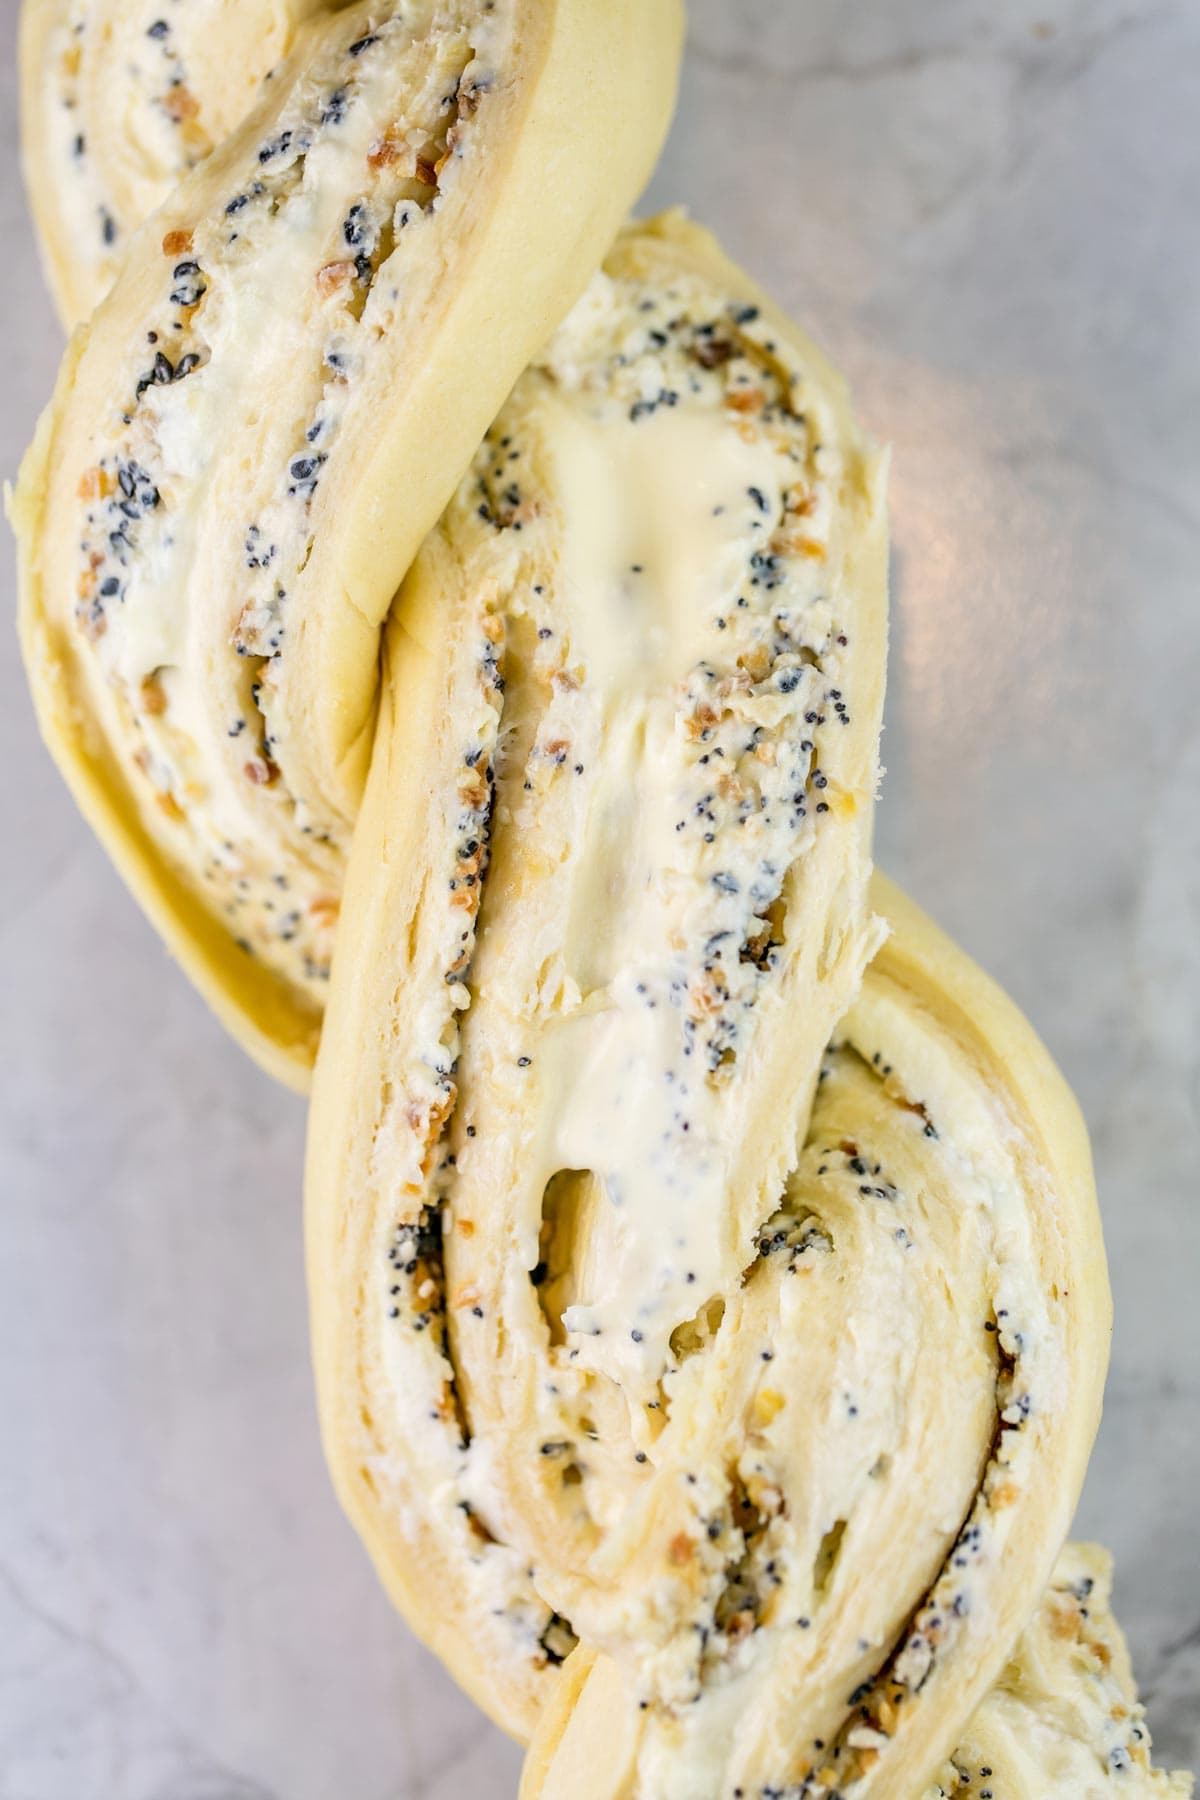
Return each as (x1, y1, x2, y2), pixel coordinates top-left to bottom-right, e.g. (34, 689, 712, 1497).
(305, 215, 1181, 1793)
(15, 9, 1189, 1789)
(20, 0, 328, 326)
(14, 0, 682, 1084)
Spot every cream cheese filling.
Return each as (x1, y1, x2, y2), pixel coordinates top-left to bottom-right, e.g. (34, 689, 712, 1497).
(370, 887, 1082, 1781)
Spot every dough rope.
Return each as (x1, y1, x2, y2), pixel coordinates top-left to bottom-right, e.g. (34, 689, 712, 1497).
(14, 6, 1190, 1795)
(14, 0, 683, 1086)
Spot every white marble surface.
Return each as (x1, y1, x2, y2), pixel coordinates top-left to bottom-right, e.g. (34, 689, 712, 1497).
(2, 0, 1197, 1793)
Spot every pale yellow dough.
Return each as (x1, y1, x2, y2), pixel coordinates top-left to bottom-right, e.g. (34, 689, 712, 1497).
(20, 0, 329, 328)
(13, 0, 683, 1089)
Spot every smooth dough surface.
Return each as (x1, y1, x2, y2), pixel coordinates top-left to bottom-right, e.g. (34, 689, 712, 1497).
(13, 0, 683, 1088)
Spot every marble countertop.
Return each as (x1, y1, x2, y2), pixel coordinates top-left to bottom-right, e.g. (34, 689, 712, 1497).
(1, 1, 1196, 1794)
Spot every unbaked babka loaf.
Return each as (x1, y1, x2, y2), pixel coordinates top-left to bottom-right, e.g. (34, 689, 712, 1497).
(14, 0, 683, 1086)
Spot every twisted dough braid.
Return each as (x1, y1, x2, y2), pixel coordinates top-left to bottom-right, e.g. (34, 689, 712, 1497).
(527, 1543, 1191, 1799)
(15, 6, 1190, 1795)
